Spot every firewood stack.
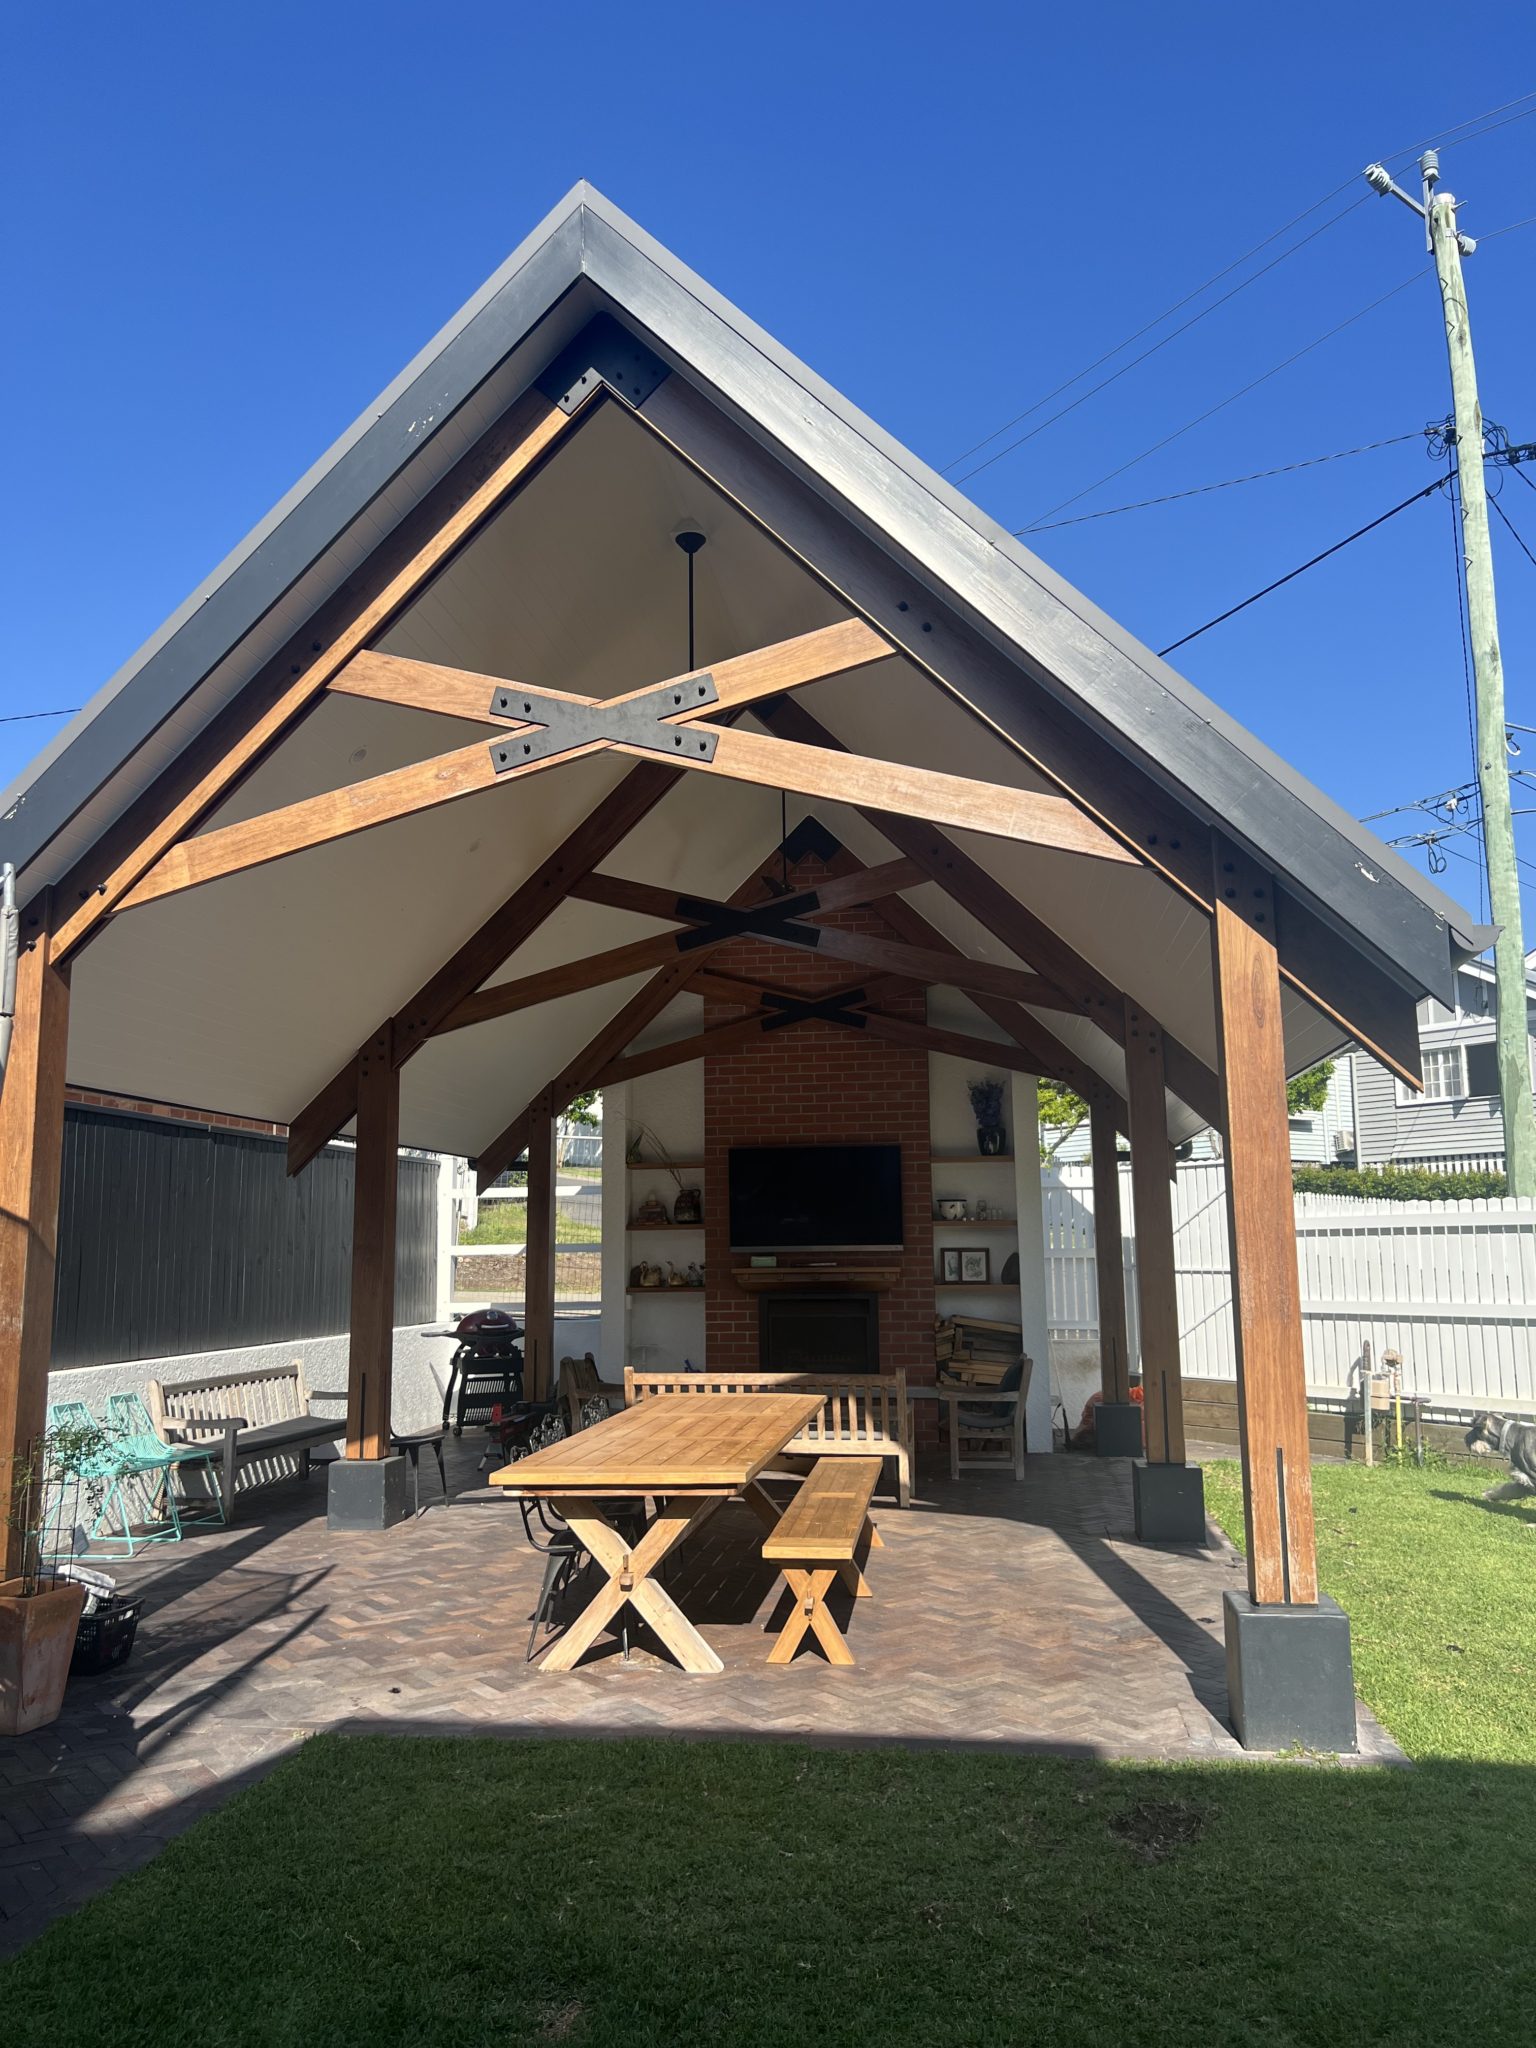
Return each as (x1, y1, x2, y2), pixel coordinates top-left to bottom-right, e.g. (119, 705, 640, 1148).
(934, 1313, 1023, 1386)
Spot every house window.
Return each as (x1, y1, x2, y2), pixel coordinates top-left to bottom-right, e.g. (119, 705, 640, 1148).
(1420, 1046, 1466, 1101)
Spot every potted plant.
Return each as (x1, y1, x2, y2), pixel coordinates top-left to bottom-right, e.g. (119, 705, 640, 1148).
(968, 1077, 1007, 1156)
(0, 1425, 99, 1735)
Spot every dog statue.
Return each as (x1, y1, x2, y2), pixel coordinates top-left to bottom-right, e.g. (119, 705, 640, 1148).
(1465, 1412, 1536, 1501)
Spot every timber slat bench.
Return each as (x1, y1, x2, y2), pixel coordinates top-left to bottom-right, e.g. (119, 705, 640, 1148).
(147, 1361, 339, 1522)
(624, 1369, 913, 1507)
(761, 1455, 883, 1666)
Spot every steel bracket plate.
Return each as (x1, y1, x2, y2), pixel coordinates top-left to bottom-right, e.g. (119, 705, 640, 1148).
(536, 314, 671, 416)
(489, 672, 719, 772)
(760, 988, 869, 1032)
(671, 891, 824, 953)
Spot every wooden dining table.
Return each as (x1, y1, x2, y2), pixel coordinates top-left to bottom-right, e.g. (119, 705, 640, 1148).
(490, 1391, 825, 1673)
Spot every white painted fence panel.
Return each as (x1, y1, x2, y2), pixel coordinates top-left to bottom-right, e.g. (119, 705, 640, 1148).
(1043, 1164, 1536, 1407)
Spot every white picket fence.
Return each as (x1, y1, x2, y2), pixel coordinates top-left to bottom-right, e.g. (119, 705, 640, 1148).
(1043, 1162, 1536, 1408)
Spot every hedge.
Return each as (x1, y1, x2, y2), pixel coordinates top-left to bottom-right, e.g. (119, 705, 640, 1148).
(1291, 1163, 1509, 1202)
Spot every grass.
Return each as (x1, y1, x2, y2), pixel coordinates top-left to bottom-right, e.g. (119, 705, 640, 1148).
(457, 1207, 603, 1247)
(7, 1735, 1536, 2046)
(9, 1462, 1536, 2044)
(1203, 1455, 1536, 1763)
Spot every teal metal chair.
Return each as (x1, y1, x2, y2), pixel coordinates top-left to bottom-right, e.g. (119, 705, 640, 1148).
(44, 1394, 223, 1558)
(108, 1390, 226, 1535)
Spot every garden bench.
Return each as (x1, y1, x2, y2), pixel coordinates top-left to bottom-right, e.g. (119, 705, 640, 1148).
(761, 1455, 883, 1666)
(146, 1361, 339, 1521)
(623, 1369, 912, 1507)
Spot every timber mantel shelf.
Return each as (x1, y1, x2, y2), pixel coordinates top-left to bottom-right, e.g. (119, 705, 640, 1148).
(730, 1264, 901, 1294)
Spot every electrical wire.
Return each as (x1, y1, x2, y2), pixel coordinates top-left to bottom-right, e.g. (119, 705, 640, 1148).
(950, 198, 1369, 485)
(1490, 492, 1536, 574)
(1018, 271, 1427, 533)
(1153, 479, 1441, 657)
(1019, 433, 1423, 531)
(942, 91, 1536, 484)
(1481, 214, 1536, 242)
(0, 707, 80, 724)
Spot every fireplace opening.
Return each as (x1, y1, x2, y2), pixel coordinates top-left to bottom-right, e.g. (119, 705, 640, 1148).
(760, 1292, 878, 1374)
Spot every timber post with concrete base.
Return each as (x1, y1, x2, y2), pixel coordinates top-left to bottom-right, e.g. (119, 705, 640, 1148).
(1212, 838, 1355, 1750)
(1088, 1091, 1143, 1458)
(328, 1024, 407, 1530)
(1124, 999, 1206, 1543)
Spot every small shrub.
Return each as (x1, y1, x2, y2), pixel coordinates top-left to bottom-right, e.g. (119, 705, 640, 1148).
(1292, 1163, 1508, 1202)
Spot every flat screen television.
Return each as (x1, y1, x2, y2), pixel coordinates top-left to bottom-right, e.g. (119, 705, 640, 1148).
(728, 1144, 904, 1253)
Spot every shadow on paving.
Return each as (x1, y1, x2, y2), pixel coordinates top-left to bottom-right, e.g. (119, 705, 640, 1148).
(2, 1729, 1532, 2048)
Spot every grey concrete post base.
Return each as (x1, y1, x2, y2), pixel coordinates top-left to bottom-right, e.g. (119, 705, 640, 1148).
(1094, 1401, 1144, 1457)
(1223, 1590, 1357, 1753)
(327, 1454, 408, 1531)
(1133, 1460, 1207, 1543)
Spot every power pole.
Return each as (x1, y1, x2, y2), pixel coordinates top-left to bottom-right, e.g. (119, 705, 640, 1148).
(1365, 151, 1536, 1195)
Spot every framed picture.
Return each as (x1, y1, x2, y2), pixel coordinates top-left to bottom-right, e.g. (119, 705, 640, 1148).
(959, 1247, 990, 1285)
(940, 1248, 964, 1285)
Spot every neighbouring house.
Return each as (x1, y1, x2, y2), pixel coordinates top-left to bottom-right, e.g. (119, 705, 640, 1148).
(1339, 952, 1536, 1174)
(0, 183, 1495, 1744)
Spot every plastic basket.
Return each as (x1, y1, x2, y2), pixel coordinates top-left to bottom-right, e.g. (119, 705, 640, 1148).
(71, 1597, 143, 1676)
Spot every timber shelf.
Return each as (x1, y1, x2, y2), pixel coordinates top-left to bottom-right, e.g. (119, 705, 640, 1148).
(626, 1160, 706, 1172)
(929, 1153, 1015, 1165)
(628, 1222, 706, 1231)
(935, 1280, 1018, 1290)
(932, 1218, 1016, 1230)
(732, 1265, 901, 1294)
(627, 1287, 705, 1298)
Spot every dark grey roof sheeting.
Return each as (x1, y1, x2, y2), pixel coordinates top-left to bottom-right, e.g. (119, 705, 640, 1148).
(1, 182, 1486, 1003)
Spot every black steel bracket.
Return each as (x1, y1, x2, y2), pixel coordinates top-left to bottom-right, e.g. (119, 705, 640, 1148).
(671, 891, 825, 953)
(759, 988, 869, 1033)
(536, 315, 671, 416)
(489, 672, 720, 773)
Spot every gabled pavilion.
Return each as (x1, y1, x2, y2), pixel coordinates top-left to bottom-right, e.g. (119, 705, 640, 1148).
(0, 184, 1486, 1744)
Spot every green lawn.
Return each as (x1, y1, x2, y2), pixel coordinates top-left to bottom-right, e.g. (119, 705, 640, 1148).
(1203, 1456, 1536, 1764)
(7, 1463, 1536, 2045)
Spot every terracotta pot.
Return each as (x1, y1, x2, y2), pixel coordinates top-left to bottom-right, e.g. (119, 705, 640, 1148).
(0, 1576, 87, 1736)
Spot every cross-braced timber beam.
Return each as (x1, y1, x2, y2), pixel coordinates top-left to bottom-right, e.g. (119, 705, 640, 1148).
(112, 619, 1135, 912)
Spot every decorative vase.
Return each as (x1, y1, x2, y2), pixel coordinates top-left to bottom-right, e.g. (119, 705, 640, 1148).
(0, 1576, 87, 1736)
(977, 1124, 1007, 1156)
(673, 1185, 702, 1225)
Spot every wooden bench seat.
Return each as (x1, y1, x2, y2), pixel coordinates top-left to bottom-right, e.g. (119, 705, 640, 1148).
(625, 1369, 912, 1507)
(147, 1361, 338, 1521)
(761, 1455, 883, 1666)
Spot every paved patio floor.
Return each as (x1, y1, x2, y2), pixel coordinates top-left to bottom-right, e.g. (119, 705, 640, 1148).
(0, 1443, 1400, 1957)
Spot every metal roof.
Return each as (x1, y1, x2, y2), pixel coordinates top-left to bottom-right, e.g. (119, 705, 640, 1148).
(0, 181, 1487, 1005)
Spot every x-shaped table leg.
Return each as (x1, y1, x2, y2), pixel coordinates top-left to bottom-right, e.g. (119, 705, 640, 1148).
(768, 1568, 856, 1667)
(540, 1494, 727, 1673)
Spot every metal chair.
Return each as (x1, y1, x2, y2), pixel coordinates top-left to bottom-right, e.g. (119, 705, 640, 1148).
(107, 1390, 227, 1532)
(45, 1396, 211, 1558)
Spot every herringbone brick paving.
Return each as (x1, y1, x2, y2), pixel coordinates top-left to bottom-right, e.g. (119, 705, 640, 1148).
(0, 1444, 1400, 1957)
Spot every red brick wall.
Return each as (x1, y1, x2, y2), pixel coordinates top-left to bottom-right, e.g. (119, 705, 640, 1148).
(703, 855, 934, 1428)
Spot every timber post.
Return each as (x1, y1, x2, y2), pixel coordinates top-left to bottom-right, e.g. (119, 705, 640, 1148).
(329, 1023, 406, 1528)
(1088, 1088, 1141, 1456)
(1212, 836, 1354, 1750)
(523, 1088, 558, 1403)
(1123, 1000, 1206, 1541)
(0, 895, 70, 1579)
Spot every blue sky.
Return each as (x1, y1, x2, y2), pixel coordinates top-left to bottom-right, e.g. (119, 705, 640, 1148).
(4, 2, 1534, 923)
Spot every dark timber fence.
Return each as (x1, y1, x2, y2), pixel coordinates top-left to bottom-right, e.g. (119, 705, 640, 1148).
(52, 1106, 438, 1371)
